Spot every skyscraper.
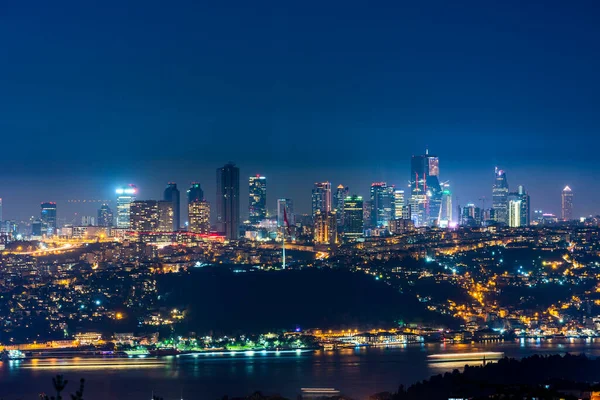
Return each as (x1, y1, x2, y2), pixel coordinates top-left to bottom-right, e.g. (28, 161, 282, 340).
(459, 203, 482, 227)
(163, 183, 180, 232)
(518, 185, 530, 226)
(216, 162, 240, 240)
(343, 195, 363, 238)
(187, 182, 204, 204)
(492, 168, 509, 225)
(277, 198, 294, 227)
(97, 204, 113, 227)
(116, 184, 137, 229)
(370, 182, 394, 228)
(562, 186, 573, 221)
(410, 150, 442, 226)
(130, 200, 159, 232)
(312, 182, 332, 217)
(157, 200, 174, 232)
(40, 202, 57, 236)
(440, 183, 453, 226)
(334, 185, 349, 228)
(0, 198, 3, 225)
(508, 199, 522, 228)
(188, 200, 210, 234)
(249, 175, 267, 224)
(393, 190, 405, 219)
(313, 210, 337, 245)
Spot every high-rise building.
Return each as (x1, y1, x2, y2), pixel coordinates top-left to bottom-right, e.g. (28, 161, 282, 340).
(410, 150, 443, 226)
(216, 162, 240, 240)
(188, 200, 210, 234)
(40, 202, 57, 236)
(492, 168, 509, 225)
(343, 195, 363, 238)
(157, 200, 174, 232)
(370, 182, 395, 228)
(187, 183, 204, 204)
(249, 175, 267, 224)
(363, 200, 372, 228)
(277, 198, 294, 227)
(440, 183, 453, 226)
(508, 199, 522, 228)
(163, 183, 180, 232)
(312, 182, 332, 217)
(116, 185, 137, 229)
(393, 190, 405, 219)
(334, 185, 349, 228)
(130, 200, 159, 232)
(81, 216, 96, 226)
(517, 185, 530, 226)
(562, 186, 573, 221)
(0, 198, 3, 225)
(97, 204, 113, 227)
(460, 203, 481, 226)
(313, 210, 337, 245)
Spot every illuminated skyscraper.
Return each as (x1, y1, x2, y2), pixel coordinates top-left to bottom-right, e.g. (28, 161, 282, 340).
(517, 185, 530, 226)
(410, 150, 442, 226)
(459, 203, 481, 226)
(343, 195, 363, 238)
(313, 210, 337, 245)
(216, 162, 240, 240)
(508, 199, 522, 228)
(363, 200, 372, 228)
(492, 168, 509, 225)
(116, 184, 137, 229)
(188, 200, 210, 234)
(277, 198, 294, 227)
(312, 182, 332, 217)
(393, 190, 405, 219)
(370, 182, 394, 228)
(248, 175, 267, 224)
(562, 186, 573, 221)
(40, 202, 57, 236)
(97, 204, 113, 227)
(440, 183, 452, 226)
(157, 200, 174, 232)
(130, 200, 159, 232)
(334, 185, 349, 228)
(0, 198, 3, 225)
(187, 182, 204, 204)
(163, 183, 180, 231)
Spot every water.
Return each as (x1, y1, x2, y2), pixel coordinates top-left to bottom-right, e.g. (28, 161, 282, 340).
(1, 339, 599, 400)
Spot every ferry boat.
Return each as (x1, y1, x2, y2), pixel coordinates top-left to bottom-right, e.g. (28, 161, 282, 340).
(2, 350, 26, 360)
(427, 351, 504, 363)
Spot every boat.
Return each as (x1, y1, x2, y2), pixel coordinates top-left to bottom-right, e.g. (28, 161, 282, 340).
(322, 343, 335, 350)
(428, 351, 504, 363)
(2, 350, 26, 360)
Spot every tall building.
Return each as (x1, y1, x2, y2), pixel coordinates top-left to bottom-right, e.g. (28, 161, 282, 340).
(440, 183, 453, 226)
(277, 198, 294, 227)
(157, 200, 174, 232)
(40, 202, 57, 236)
(188, 200, 210, 234)
(81, 216, 96, 226)
(492, 168, 509, 225)
(312, 182, 332, 217)
(410, 150, 442, 226)
(363, 200, 372, 228)
(393, 190, 405, 219)
(249, 175, 267, 224)
(518, 185, 530, 226)
(116, 185, 137, 229)
(313, 210, 337, 245)
(333, 185, 349, 228)
(562, 186, 573, 221)
(187, 183, 204, 204)
(97, 204, 113, 227)
(216, 162, 240, 240)
(370, 182, 395, 228)
(459, 203, 482, 226)
(508, 199, 522, 228)
(343, 195, 363, 238)
(163, 183, 180, 232)
(130, 200, 159, 232)
(0, 198, 3, 225)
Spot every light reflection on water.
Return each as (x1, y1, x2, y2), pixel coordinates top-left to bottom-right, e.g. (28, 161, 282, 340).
(1, 340, 600, 400)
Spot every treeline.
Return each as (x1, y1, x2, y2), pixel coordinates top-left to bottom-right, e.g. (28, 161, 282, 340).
(371, 353, 600, 400)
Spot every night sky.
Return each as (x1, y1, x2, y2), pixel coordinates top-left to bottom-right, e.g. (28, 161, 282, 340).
(1, 0, 599, 222)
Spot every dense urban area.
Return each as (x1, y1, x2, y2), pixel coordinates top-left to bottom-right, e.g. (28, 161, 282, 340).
(0, 159, 595, 360)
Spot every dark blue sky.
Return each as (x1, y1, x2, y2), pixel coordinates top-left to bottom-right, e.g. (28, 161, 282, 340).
(1, 0, 599, 221)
